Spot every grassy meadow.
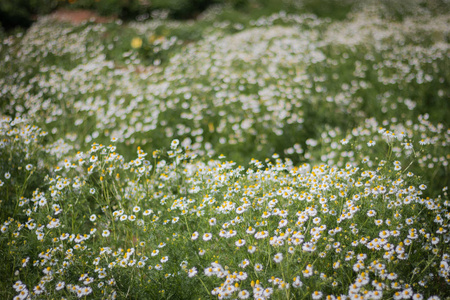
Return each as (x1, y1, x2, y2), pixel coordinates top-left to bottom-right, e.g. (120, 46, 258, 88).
(0, 1, 449, 299)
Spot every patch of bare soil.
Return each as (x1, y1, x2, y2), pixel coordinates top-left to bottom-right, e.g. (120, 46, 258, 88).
(49, 9, 116, 25)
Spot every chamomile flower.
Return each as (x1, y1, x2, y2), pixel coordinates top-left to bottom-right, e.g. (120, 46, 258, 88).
(254, 263, 263, 272)
(188, 267, 197, 277)
(238, 290, 250, 299)
(170, 139, 180, 149)
(239, 259, 250, 268)
(273, 252, 283, 263)
(203, 233, 212, 241)
(312, 291, 323, 299)
(235, 239, 246, 247)
(248, 246, 257, 253)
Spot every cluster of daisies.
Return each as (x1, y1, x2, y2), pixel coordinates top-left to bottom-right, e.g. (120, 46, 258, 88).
(1, 2, 448, 164)
(293, 114, 449, 194)
(1, 112, 448, 298)
(0, 1, 449, 299)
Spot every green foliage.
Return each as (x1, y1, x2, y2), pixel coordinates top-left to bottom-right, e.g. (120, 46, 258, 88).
(63, 0, 219, 19)
(0, 0, 58, 30)
(300, 0, 356, 20)
(0, 1, 449, 299)
(379, 0, 450, 21)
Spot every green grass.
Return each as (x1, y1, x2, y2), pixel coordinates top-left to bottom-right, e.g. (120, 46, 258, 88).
(0, 1, 449, 299)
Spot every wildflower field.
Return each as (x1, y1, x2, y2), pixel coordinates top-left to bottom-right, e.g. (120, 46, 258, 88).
(0, 1, 449, 299)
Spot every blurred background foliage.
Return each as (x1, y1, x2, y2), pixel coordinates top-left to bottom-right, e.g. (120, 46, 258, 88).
(3, 0, 449, 32)
(0, 0, 56, 30)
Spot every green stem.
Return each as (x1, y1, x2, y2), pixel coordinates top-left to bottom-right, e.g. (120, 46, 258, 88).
(280, 262, 290, 300)
(198, 277, 211, 298)
(183, 215, 191, 236)
(409, 256, 435, 284)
